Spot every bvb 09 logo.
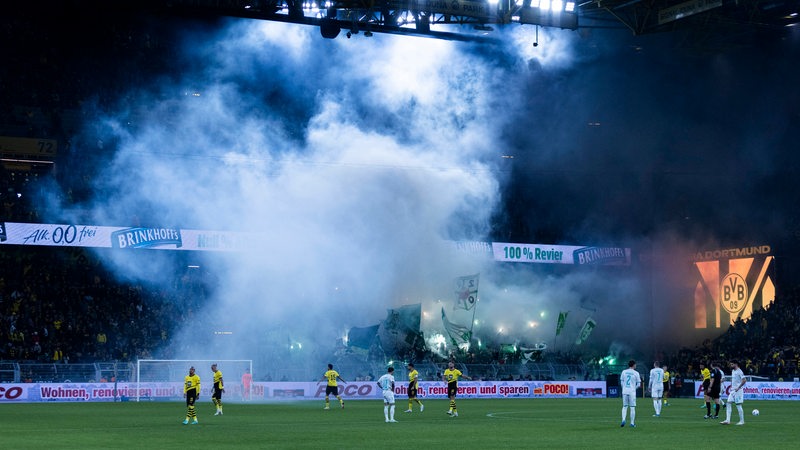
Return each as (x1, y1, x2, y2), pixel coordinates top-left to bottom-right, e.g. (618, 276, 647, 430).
(694, 254, 774, 329)
(721, 273, 748, 315)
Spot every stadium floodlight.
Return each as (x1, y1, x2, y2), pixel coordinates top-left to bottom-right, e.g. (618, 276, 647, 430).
(552, 0, 563, 11)
(519, 4, 579, 29)
(530, 0, 540, 7)
(565, 1, 575, 11)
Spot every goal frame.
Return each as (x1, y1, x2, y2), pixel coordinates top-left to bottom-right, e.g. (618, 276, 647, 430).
(135, 359, 253, 402)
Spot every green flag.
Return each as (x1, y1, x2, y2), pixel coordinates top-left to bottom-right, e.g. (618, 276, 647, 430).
(347, 324, 379, 349)
(441, 308, 471, 347)
(575, 317, 596, 345)
(556, 311, 568, 336)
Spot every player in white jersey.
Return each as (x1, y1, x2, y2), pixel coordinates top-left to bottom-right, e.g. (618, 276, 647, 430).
(377, 367, 397, 423)
(721, 360, 747, 425)
(620, 360, 642, 428)
(648, 361, 665, 417)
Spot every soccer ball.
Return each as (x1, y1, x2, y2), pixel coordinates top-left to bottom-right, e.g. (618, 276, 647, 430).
(752, 409, 760, 416)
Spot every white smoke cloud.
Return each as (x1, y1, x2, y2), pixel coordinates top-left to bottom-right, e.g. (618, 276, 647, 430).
(55, 18, 706, 376)
(57, 21, 512, 373)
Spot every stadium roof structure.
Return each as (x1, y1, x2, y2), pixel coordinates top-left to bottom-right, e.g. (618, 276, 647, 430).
(9, 0, 797, 48)
(121, 0, 799, 44)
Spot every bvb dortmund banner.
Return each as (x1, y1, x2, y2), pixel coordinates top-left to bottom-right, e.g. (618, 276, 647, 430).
(692, 245, 775, 329)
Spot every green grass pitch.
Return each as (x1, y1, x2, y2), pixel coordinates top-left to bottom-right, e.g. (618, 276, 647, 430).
(0, 398, 792, 449)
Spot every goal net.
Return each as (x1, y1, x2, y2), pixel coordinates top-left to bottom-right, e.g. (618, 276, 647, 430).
(136, 359, 253, 402)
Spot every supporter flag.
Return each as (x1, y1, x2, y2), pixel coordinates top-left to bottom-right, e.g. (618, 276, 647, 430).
(441, 308, 471, 346)
(382, 304, 422, 333)
(556, 311, 568, 336)
(575, 317, 597, 345)
(347, 324, 379, 349)
(376, 304, 422, 354)
(500, 343, 516, 354)
(520, 343, 547, 362)
(454, 273, 479, 310)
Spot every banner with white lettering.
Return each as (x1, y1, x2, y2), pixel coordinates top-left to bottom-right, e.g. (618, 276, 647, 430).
(1, 222, 630, 265)
(0, 381, 608, 402)
(694, 380, 800, 400)
(7, 380, 800, 402)
(0, 222, 251, 251)
(492, 242, 631, 266)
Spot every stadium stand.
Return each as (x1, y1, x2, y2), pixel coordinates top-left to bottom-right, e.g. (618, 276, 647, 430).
(1, 6, 799, 387)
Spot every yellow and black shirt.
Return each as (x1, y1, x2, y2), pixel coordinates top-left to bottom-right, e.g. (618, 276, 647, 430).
(184, 374, 200, 395)
(213, 369, 224, 390)
(444, 368, 462, 386)
(324, 369, 340, 387)
(408, 369, 419, 389)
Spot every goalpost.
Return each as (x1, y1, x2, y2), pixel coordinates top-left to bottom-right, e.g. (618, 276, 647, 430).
(135, 359, 253, 402)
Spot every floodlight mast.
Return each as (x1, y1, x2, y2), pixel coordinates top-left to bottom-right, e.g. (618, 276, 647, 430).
(162, 0, 580, 42)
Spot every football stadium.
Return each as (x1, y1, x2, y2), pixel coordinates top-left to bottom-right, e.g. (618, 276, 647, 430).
(1, 1, 799, 448)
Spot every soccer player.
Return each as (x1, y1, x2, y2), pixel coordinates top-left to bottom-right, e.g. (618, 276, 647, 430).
(700, 362, 711, 415)
(321, 363, 346, 410)
(241, 368, 252, 401)
(405, 362, 424, 413)
(620, 359, 641, 428)
(183, 366, 200, 425)
(662, 364, 671, 406)
(443, 361, 472, 417)
(211, 363, 225, 416)
(377, 367, 397, 423)
(648, 361, 664, 417)
(720, 360, 746, 425)
(707, 361, 724, 419)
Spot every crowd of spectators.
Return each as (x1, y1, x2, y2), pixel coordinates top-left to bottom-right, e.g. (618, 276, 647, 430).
(2, 6, 799, 383)
(665, 288, 800, 382)
(2, 209, 799, 384)
(1, 5, 185, 224)
(0, 245, 208, 365)
(1, 4, 172, 119)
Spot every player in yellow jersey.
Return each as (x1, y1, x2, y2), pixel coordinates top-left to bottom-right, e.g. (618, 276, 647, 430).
(183, 366, 200, 425)
(404, 362, 424, 413)
(211, 363, 225, 416)
(700, 362, 712, 415)
(321, 363, 346, 410)
(662, 365, 671, 406)
(442, 361, 471, 417)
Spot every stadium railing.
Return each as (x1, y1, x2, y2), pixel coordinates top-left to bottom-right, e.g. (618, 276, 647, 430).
(2, 361, 587, 383)
(1, 361, 134, 383)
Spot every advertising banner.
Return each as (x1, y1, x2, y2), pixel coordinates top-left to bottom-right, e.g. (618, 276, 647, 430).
(0, 381, 607, 403)
(1, 222, 631, 266)
(492, 242, 630, 266)
(0, 222, 251, 251)
(9, 380, 800, 403)
(693, 380, 800, 400)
